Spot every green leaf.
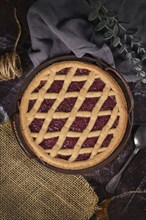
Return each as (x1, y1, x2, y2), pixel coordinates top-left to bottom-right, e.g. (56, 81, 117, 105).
(124, 33, 127, 42)
(107, 17, 115, 27)
(113, 23, 119, 37)
(113, 37, 120, 47)
(107, 11, 116, 17)
(142, 54, 146, 62)
(91, 0, 101, 11)
(95, 20, 106, 31)
(98, 12, 106, 19)
(142, 78, 146, 83)
(125, 44, 131, 51)
(88, 9, 99, 21)
(126, 52, 132, 60)
(104, 29, 113, 39)
(99, 7, 107, 15)
(139, 71, 146, 78)
(133, 38, 141, 44)
(135, 42, 142, 47)
(131, 41, 134, 48)
(134, 64, 142, 72)
(137, 47, 141, 54)
(140, 48, 146, 54)
(119, 45, 127, 53)
(126, 28, 138, 35)
(133, 58, 141, 64)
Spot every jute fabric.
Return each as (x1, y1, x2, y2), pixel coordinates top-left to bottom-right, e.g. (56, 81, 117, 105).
(0, 122, 98, 220)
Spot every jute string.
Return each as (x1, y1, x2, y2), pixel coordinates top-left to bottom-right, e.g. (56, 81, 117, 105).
(0, 8, 22, 81)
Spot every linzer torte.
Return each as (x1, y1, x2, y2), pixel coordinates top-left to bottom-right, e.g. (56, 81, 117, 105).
(19, 61, 128, 170)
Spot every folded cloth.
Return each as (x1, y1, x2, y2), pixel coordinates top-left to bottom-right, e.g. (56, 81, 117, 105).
(27, 0, 115, 67)
(27, 0, 146, 83)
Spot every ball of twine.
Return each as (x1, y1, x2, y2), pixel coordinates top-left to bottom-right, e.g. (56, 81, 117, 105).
(0, 8, 22, 81)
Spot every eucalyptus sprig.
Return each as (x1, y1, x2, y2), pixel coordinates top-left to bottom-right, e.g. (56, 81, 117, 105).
(87, 0, 146, 83)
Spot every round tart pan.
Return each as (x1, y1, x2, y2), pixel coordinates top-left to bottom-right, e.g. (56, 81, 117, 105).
(11, 55, 134, 174)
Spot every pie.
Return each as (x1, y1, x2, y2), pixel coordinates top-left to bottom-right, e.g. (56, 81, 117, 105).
(19, 61, 128, 170)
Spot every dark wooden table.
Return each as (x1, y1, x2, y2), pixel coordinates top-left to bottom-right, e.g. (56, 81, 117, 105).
(0, 1, 146, 220)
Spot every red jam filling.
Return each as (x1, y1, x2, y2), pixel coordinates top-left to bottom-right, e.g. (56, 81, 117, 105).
(67, 81, 85, 92)
(29, 118, 44, 132)
(62, 137, 78, 149)
(38, 99, 55, 112)
(28, 68, 119, 161)
(69, 117, 90, 132)
(58, 154, 91, 161)
(79, 97, 99, 111)
(75, 153, 90, 161)
(47, 80, 64, 93)
(112, 116, 119, 128)
(102, 134, 113, 147)
(28, 100, 36, 112)
(58, 153, 91, 161)
(101, 96, 116, 110)
(82, 137, 98, 148)
(47, 118, 67, 132)
(56, 68, 71, 75)
(33, 80, 46, 93)
(75, 68, 90, 75)
(88, 78, 105, 91)
(56, 98, 77, 112)
(92, 116, 110, 131)
(40, 137, 58, 149)
(39, 134, 113, 160)
(57, 155, 71, 160)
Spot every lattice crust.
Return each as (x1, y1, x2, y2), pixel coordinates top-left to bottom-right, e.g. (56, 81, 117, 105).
(19, 61, 128, 170)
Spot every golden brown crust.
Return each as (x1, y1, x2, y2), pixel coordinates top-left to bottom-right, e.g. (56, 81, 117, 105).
(19, 61, 128, 170)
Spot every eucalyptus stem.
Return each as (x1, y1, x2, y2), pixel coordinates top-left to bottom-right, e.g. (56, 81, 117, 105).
(87, 0, 146, 83)
(102, 6, 128, 35)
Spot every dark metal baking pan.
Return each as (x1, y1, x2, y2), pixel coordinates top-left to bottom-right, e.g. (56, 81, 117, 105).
(11, 55, 134, 174)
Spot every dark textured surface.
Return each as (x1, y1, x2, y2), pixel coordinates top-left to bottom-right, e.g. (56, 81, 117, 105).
(0, 1, 146, 220)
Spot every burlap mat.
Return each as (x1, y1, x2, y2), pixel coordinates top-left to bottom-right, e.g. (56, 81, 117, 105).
(0, 122, 98, 220)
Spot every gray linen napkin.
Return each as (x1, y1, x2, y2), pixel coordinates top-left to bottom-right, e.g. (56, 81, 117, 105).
(27, 0, 115, 67)
(27, 0, 146, 83)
